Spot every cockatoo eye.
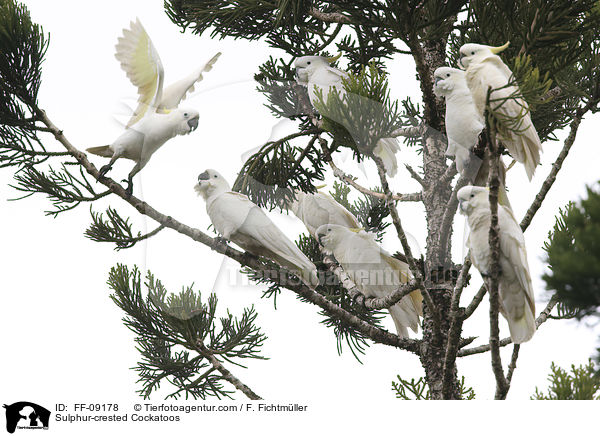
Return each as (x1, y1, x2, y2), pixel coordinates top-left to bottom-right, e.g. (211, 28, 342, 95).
(470, 194, 475, 198)
(184, 112, 189, 117)
(446, 73, 450, 77)
(213, 175, 218, 178)
(471, 51, 475, 55)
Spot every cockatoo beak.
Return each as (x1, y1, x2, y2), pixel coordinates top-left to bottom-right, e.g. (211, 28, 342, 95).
(326, 53, 342, 64)
(434, 76, 442, 85)
(458, 56, 466, 70)
(489, 41, 510, 54)
(198, 171, 210, 182)
(188, 116, 199, 131)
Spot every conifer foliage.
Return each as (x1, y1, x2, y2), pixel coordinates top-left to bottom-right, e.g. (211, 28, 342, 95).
(2, 0, 600, 399)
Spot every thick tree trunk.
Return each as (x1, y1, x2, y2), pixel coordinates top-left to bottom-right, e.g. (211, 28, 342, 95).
(413, 38, 462, 400)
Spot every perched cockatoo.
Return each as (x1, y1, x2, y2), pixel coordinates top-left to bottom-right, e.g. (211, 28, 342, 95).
(458, 42, 542, 180)
(457, 185, 536, 343)
(433, 67, 484, 174)
(287, 189, 361, 239)
(294, 55, 400, 176)
(434, 66, 512, 208)
(195, 169, 318, 287)
(315, 224, 423, 338)
(87, 19, 221, 195)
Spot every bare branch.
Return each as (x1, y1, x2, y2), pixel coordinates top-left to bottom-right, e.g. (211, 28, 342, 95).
(520, 101, 594, 231)
(327, 158, 422, 202)
(404, 164, 426, 187)
(486, 105, 509, 399)
(373, 156, 443, 338)
(438, 176, 469, 263)
(463, 285, 487, 319)
(391, 125, 423, 138)
(441, 256, 471, 398)
(196, 341, 262, 400)
(308, 7, 351, 24)
(505, 345, 521, 385)
(458, 295, 559, 357)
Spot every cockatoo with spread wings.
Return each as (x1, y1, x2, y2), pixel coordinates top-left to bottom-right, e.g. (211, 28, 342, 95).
(294, 55, 400, 176)
(316, 224, 423, 338)
(195, 169, 318, 287)
(458, 186, 536, 343)
(287, 189, 361, 239)
(458, 42, 542, 180)
(87, 19, 220, 195)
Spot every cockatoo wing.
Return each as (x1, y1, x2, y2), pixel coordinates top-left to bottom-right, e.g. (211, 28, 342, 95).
(382, 253, 424, 325)
(208, 192, 254, 239)
(115, 19, 165, 128)
(238, 207, 317, 277)
(374, 137, 400, 177)
(333, 230, 421, 335)
(472, 58, 542, 180)
(159, 52, 221, 110)
(210, 192, 316, 279)
(498, 206, 535, 314)
(310, 193, 361, 228)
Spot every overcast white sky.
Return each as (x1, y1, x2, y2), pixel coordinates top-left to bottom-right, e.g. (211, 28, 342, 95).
(1, 0, 599, 434)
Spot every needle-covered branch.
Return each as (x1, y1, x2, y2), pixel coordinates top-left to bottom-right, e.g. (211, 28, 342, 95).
(109, 265, 265, 400)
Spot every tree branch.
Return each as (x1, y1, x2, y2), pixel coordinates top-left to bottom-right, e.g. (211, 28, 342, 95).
(520, 102, 594, 231)
(486, 106, 509, 400)
(36, 109, 420, 354)
(463, 285, 487, 319)
(327, 157, 422, 202)
(441, 256, 471, 398)
(438, 175, 469, 264)
(321, 251, 421, 310)
(404, 164, 426, 187)
(457, 295, 559, 357)
(196, 341, 262, 400)
(391, 125, 423, 138)
(308, 7, 351, 24)
(373, 156, 442, 337)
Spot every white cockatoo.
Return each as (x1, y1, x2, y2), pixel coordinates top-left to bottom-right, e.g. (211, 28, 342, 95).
(87, 19, 221, 195)
(458, 42, 542, 180)
(294, 55, 400, 176)
(434, 66, 512, 208)
(433, 67, 485, 174)
(287, 189, 361, 239)
(457, 185, 536, 343)
(316, 224, 423, 338)
(195, 169, 318, 287)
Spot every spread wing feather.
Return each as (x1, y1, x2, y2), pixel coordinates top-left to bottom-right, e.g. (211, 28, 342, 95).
(159, 52, 222, 110)
(115, 19, 164, 127)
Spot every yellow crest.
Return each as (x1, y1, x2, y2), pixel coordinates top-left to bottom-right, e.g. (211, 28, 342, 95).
(490, 41, 510, 54)
(326, 53, 342, 64)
